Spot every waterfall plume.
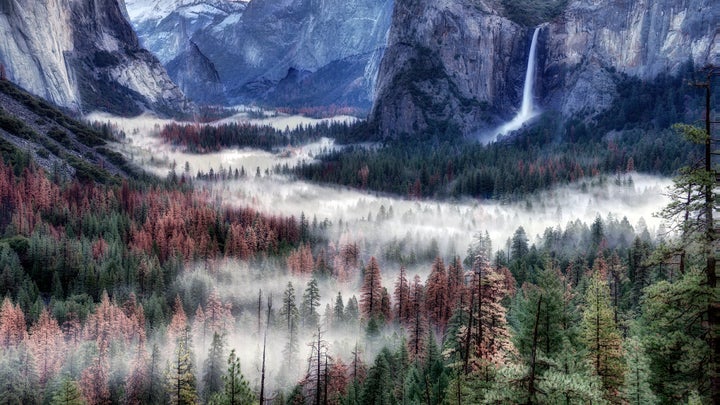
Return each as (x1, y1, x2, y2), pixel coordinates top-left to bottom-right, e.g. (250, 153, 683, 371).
(488, 26, 541, 142)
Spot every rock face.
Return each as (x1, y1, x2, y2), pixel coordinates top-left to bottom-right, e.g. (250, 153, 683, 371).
(371, 0, 525, 138)
(0, 0, 185, 115)
(126, 0, 393, 109)
(543, 0, 719, 116)
(166, 41, 225, 104)
(371, 0, 719, 138)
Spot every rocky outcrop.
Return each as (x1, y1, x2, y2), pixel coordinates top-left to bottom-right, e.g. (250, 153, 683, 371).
(0, 0, 185, 115)
(542, 0, 719, 116)
(166, 41, 225, 104)
(371, 0, 719, 138)
(127, 0, 393, 108)
(370, 0, 526, 138)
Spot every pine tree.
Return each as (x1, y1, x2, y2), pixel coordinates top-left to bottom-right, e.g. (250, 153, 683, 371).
(80, 351, 110, 405)
(623, 337, 657, 404)
(167, 327, 198, 405)
(513, 264, 570, 363)
(52, 377, 86, 405)
(0, 297, 27, 347)
(344, 296, 360, 327)
(168, 295, 188, 345)
(124, 341, 149, 405)
(471, 256, 513, 370)
(202, 332, 225, 403)
(332, 292, 345, 328)
(582, 258, 625, 404)
(204, 289, 233, 340)
(147, 344, 166, 404)
(393, 266, 411, 326)
(407, 275, 427, 360)
(446, 256, 465, 316)
(360, 347, 394, 405)
(327, 357, 349, 405)
(642, 269, 711, 402)
(211, 349, 255, 405)
(301, 278, 321, 329)
(0, 344, 40, 404)
(653, 123, 719, 403)
(280, 282, 300, 333)
(28, 308, 65, 385)
(360, 257, 383, 320)
(380, 287, 392, 324)
(425, 256, 448, 334)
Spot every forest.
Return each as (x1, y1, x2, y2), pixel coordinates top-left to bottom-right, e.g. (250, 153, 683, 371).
(0, 66, 717, 405)
(0, 123, 716, 404)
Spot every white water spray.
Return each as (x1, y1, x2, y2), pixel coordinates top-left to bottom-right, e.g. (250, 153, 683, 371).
(489, 26, 541, 141)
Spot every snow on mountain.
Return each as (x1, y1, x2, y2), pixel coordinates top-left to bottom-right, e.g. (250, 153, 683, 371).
(125, 0, 248, 23)
(125, 0, 393, 109)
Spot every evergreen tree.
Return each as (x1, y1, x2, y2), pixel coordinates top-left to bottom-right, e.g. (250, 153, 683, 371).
(202, 332, 225, 402)
(211, 349, 255, 405)
(425, 256, 448, 334)
(147, 344, 167, 404)
(360, 257, 383, 320)
(512, 263, 571, 363)
(407, 275, 427, 360)
(167, 327, 198, 405)
(280, 282, 300, 333)
(332, 291, 345, 328)
(642, 269, 712, 402)
(0, 344, 40, 404)
(124, 342, 149, 405)
(51, 377, 86, 405)
(623, 337, 657, 405)
(301, 278, 321, 329)
(511, 227, 530, 261)
(393, 266, 411, 326)
(345, 296, 360, 326)
(360, 347, 394, 405)
(582, 259, 625, 403)
(653, 123, 719, 403)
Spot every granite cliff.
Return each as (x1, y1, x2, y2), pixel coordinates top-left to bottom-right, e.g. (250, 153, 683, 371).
(371, 0, 719, 138)
(126, 0, 393, 109)
(0, 0, 185, 115)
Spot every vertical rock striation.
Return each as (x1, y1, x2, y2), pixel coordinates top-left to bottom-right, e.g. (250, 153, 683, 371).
(370, 0, 525, 138)
(371, 0, 719, 138)
(543, 0, 719, 116)
(0, 0, 185, 115)
(126, 0, 393, 109)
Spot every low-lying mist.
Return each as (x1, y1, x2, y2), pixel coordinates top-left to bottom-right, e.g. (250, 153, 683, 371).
(88, 111, 676, 398)
(209, 174, 670, 261)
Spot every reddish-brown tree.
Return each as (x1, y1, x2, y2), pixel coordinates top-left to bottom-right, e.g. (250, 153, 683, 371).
(81, 351, 111, 405)
(84, 291, 135, 351)
(327, 357, 350, 405)
(425, 257, 449, 333)
(0, 297, 27, 347)
(28, 308, 65, 385)
(124, 341, 149, 405)
(408, 275, 427, 360)
(167, 295, 188, 344)
(393, 266, 412, 326)
(360, 257, 383, 319)
(288, 243, 314, 275)
(203, 288, 233, 337)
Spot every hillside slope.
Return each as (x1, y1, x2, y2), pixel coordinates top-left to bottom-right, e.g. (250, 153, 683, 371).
(0, 79, 130, 183)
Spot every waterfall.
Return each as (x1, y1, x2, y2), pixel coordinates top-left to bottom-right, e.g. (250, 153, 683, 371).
(489, 26, 541, 141)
